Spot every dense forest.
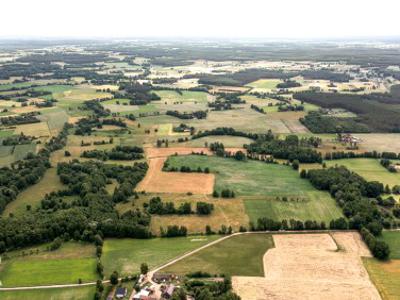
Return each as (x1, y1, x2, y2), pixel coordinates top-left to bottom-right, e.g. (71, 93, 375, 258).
(295, 92, 400, 132)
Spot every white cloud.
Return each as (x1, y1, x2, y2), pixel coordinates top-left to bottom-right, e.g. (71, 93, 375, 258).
(1, 0, 399, 38)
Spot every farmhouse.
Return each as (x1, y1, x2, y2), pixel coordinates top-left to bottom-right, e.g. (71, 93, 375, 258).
(152, 273, 177, 283)
(115, 287, 127, 299)
(162, 284, 175, 299)
(133, 288, 151, 299)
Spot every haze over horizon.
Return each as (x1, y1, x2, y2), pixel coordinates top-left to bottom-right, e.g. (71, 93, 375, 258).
(1, 0, 399, 40)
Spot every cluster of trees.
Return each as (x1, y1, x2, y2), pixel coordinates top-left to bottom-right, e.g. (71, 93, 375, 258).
(324, 150, 400, 161)
(173, 123, 194, 134)
(160, 225, 188, 237)
(208, 94, 245, 111)
(0, 88, 53, 101)
(0, 62, 61, 79)
(191, 127, 259, 140)
(82, 146, 144, 161)
(360, 227, 390, 260)
(166, 110, 207, 120)
(114, 82, 160, 105)
(277, 80, 301, 89)
(0, 160, 151, 253)
(75, 117, 126, 135)
(165, 165, 210, 173)
(380, 159, 398, 173)
(146, 197, 214, 215)
(300, 69, 351, 82)
(277, 104, 304, 112)
(250, 104, 266, 114)
(83, 100, 111, 117)
(0, 123, 70, 215)
(18, 52, 110, 65)
(2, 133, 35, 146)
(300, 111, 370, 133)
(251, 217, 330, 231)
(304, 166, 391, 259)
(295, 92, 400, 132)
(173, 277, 240, 300)
(0, 112, 41, 126)
(213, 189, 235, 198)
(192, 69, 295, 86)
(247, 132, 323, 163)
(0, 152, 50, 214)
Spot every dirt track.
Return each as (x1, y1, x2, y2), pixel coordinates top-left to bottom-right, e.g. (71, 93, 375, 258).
(232, 232, 381, 300)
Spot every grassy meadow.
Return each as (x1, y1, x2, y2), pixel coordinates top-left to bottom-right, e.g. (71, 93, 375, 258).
(2, 167, 64, 216)
(165, 155, 343, 222)
(0, 286, 95, 300)
(378, 231, 400, 259)
(364, 258, 400, 300)
(325, 158, 400, 188)
(102, 235, 220, 277)
(0, 242, 98, 287)
(162, 233, 274, 276)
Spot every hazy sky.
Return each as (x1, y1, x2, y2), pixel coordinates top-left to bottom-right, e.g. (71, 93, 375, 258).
(1, 0, 399, 39)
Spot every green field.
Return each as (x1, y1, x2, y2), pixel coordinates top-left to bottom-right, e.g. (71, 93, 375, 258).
(166, 155, 342, 222)
(378, 231, 400, 259)
(102, 236, 220, 277)
(244, 193, 343, 223)
(0, 130, 15, 138)
(3, 167, 64, 216)
(167, 155, 328, 196)
(154, 90, 208, 103)
(0, 286, 95, 300)
(0, 242, 98, 287)
(40, 110, 69, 132)
(0, 143, 37, 167)
(325, 158, 400, 188)
(162, 233, 273, 276)
(364, 258, 400, 300)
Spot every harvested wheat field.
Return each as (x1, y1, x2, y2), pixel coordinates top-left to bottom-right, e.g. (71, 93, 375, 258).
(232, 232, 381, 300)
(136, 157, 215, 194)
(137, 147, 246, 194)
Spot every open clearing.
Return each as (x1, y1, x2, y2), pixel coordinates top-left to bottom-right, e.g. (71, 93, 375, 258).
(154, 90, 208, 103)
(120, 193, 249, 234)
(2, 167, 64, 216)
(244, 193, 343, 223)
(102, 235, 220, 277)
(0, 286, 95, 300)
(364, 258, 400, 300)
(136, 147, 215, 194)
(326, 158, 400, 188)
(232, 232, 380, 300)
(162, 233, 274, 277)
(377, 231, 400, 259)
(0, 242, 98, 287)
(166, 155, 338, 197)
(164, 155, 342, 221)
(14, 122, 50, 137)
(357, 134, 400, 153)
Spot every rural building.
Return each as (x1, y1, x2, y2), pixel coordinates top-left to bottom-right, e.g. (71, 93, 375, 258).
(162, 285, 175, 299)
(133, 288, 151, 299)
(152, 273, 177, 283)
(115, 287, 127, 299)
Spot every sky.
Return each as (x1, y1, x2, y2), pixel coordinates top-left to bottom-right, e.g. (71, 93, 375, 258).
(1, 0, 399, 39)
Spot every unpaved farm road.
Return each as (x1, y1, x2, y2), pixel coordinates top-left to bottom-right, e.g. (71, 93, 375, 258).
(0, 229, 388, 292)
